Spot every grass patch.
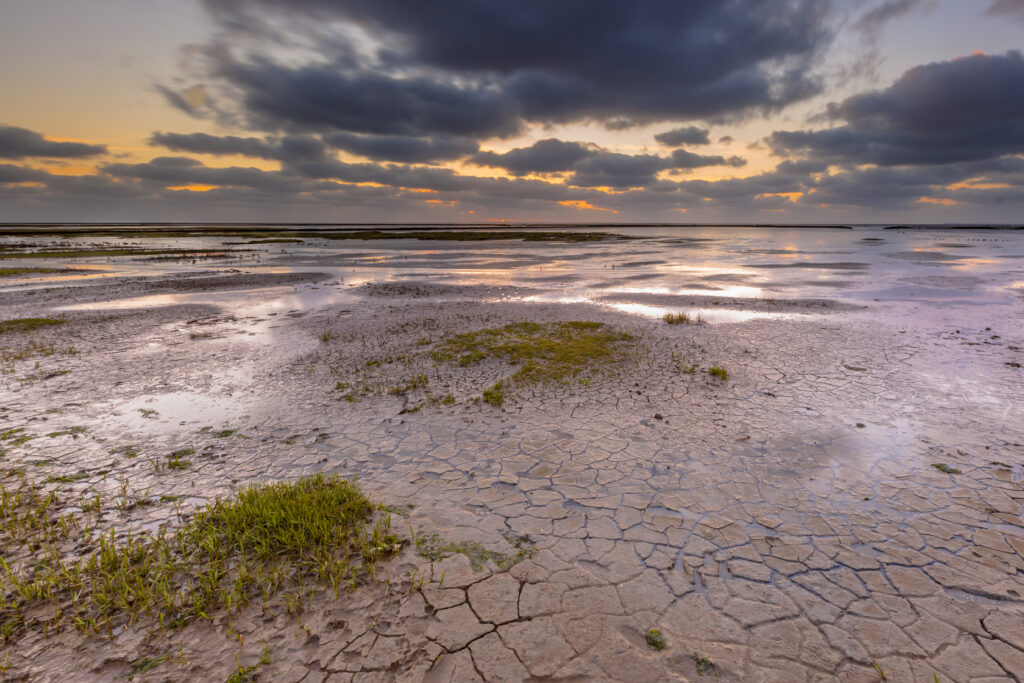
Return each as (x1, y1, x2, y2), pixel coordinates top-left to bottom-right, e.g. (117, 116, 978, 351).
(189, 332, 213, 340)
(415, 532, 535, 571)
(693, 653, 717, 676)
(0, 318, 65, 335)
(932, 463, 962, 475)
(664, 312, 691, 325)
(390, 374, 428, 394)
(432, 321, 633, 405)
(1, 429, 33, 447)
(45, 472, 89, 484)
(166, 449, 194, 470)
(109, 445, 139, 458)
(482, 381, 505, 407)
(708, 366, 729, 380)
(0, 473, 399, 639)
(0, 267, 64, 277)
(138, 409, 159, 419)
(0, 249, 235, 260)
(645, 628, 666, 650)
(0, 482, 78, 555)
(46, 426, 87, 438)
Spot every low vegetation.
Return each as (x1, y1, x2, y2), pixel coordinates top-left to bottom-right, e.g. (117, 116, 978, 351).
(0, 318, 65, 335)
(708, 366, 729, 380)
(0, 473, 400, 640)
(432, 321, 634, 406)
(0, 268, 64, 277)
(664, 312, 691, 325)
(415, 531, 535, 571)
(0, 248, 237, 260)
(646, 628, 666, 650)
(932, 463, 962, 475)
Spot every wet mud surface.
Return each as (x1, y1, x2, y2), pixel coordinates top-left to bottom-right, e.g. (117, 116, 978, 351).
(0, 226, 1022, 681)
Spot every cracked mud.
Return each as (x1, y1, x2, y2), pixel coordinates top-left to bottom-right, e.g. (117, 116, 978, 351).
(0, 226, 1022, 682)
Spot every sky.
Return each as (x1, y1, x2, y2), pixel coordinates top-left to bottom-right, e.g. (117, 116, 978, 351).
(1, 0, 1023, 224)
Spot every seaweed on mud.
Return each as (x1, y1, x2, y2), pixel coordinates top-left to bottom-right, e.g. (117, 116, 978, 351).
(932, 463, 962, 475)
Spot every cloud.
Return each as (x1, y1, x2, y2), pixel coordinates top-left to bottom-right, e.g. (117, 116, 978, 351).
(0, 163, 52, 183)
(0, 125, 107, 159)
(987, 0, 1024, 19)
(469, 138, 743, 187)
(655, 126, 711, 146)
(768, 51, 1024, 166)
(470, 139, 596, 175)
(323, 132, 478, 163)
(149, 131, 328, 162)
(852, 0, 925, 37)
(188, 0, 836, 138)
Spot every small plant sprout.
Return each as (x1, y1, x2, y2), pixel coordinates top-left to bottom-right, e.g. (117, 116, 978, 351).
(646, 628, 666, 650)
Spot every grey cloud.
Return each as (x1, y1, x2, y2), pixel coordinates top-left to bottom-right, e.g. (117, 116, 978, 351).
(191, 0, 836, 138)
(470, 139, 596, 175)
(768, 51, 1024, 166)
(0, 164, 52, 184)
(149, 132, 327, 162)
(655, 126, 711, 146)
(0, 125, 107, 159)
(988, 0, 1024, 18)
(470, 138, 744, 187)
(323, 132, 478, 163)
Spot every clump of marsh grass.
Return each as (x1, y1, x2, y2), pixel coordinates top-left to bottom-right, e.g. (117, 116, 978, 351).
(0, 473, 400, 640)
(0, 318, 65, 335)
(432, 321, 633, 406)
(645, 628, 666, 650)
(708, 366, 729, 380)
(664, 312, 691, 325)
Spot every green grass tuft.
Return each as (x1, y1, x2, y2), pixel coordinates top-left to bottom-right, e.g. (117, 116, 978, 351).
(708, 366, 729, 380)
(646, 628, 666, 650)
(932, 463, 962, 475)
(664, 312, 691, 325)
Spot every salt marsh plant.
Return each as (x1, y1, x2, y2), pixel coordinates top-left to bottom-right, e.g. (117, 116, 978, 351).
(0, 318, 65, 335)
(433, 321, 634, 406)
(0, 473, 400, 640)
(664, 312, 691, 325)
(709, 366, 729, 380)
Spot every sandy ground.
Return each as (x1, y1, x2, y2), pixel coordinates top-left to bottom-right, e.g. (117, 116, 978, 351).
(0, 234, 1023, 681)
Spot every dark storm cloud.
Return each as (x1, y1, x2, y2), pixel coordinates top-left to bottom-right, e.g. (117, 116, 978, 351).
(194, 0, 835, 137)
(217, 60, 523, 139)
(768, 52, 1024, 166)
(655, 126, 712, 147)
(322, 132, 478, 163)
(0, 125, 107, 159)
(470, 139, 596, 176)
(102, 156, 310, 190)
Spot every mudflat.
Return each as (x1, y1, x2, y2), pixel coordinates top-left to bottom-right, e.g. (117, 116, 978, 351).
(0, 226, 1022, 681)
